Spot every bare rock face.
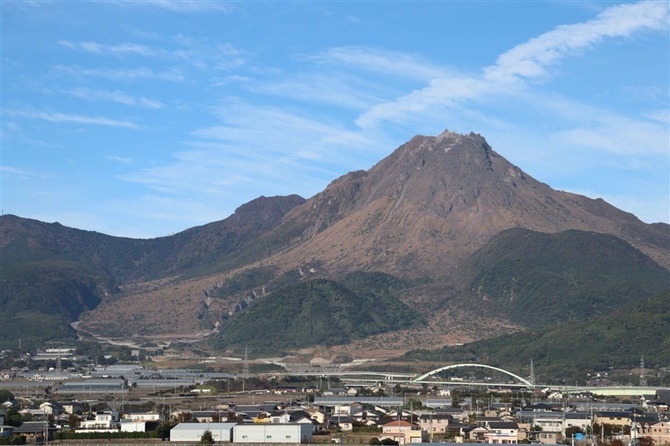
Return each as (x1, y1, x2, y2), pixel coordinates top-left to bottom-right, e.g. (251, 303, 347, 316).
(270, 130, 668, 279)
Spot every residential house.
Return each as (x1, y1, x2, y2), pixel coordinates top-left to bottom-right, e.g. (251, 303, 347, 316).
(12, 421, 53, 443)
(60, 401, 84, 414)
(122, 412, 164, 422)
(333, 402, 364, 416)
(485, 421, 519, 444)
(119, 409, 164, 432)
(594, 411, 632, 429)
(656, 390, 670, 412)
(564, 412, 592, 434)
(0, 425, 14, 438)
(192, 410, 220, 423)
(304, 408, 327, 425)
(463, 425, 489, 442)
(351, 409, 384, 426)
(435, 407, 469, 423)
(332, 416, 354, 432)
(77, 409, 120, 433)
(19, 408, 45, 419)
(531, 430, 560, 444)
(39, 401, 62, 416)
(418, 413, 452, 435)
(380, 419, 424, 444)
(645, 421, 670, 445)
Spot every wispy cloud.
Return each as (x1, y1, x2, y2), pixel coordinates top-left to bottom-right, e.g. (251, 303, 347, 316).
(57, 37, 247, 73)
(309, 46, 445, 81)
(0, 165, 35, 179)
(56, 65, 184, 82)
(484, 0, 669, 83)
(118, 0, 231, 13)
(67, 87, 164, 109)
(106, 155, 133, 164)
(6, 108, 138, 128)
(121, 101, 382, 199)
(356, 1, 670, 129)
(58, 40, 153, 56)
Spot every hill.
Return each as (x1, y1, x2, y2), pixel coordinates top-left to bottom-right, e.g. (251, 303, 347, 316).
(467, 228, 670, 328)
(402, 291, 670, 383)
(214, 272, 424, 354)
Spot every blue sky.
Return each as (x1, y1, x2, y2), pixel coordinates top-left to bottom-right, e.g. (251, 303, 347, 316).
(2, 1, 668, 238)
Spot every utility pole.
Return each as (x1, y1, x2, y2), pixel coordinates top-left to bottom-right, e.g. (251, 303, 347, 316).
(529, 360, 535, 387)
(242, 345, 249, 393)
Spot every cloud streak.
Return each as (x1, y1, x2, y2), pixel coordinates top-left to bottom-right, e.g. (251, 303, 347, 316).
(6, 109, 138, 128)
(67, 87, 164, 109)
(484, 0, 669, 83)
(356, 1, 670, 130)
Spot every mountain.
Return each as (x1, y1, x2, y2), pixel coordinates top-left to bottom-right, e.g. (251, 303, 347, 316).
(1, 130, 668, 358)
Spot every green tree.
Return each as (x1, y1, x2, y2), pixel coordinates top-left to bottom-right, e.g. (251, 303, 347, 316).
(451, 390, 461, 408)
(200, 429, 215, 445)
(155, 422, 175, 440)
(565, 426, 583, 438)
(0, 390, 14, 402)
(5, 408, 23, 427)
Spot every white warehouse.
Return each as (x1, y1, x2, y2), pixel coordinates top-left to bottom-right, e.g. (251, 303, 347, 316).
(170, 422, 236, 443)
(233, 423, 313, 443)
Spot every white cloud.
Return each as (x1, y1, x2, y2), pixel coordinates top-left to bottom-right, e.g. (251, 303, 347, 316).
(124, 0, 231, 13)
(6, 108, 138, 128)
(550, 116, 668, 156)
(61, 66, 184, 82)
(67, 87, 164, 109)
(58, 37, 247, 73)
(309, 46, 445, 81)
(355, 1, 669, 130)
(106, 155, 133, 164)
(59, 40, 153, 56)
(484, 1, 669, 83)
(119, 101, 383, 201)
(0, 165, 34, 179)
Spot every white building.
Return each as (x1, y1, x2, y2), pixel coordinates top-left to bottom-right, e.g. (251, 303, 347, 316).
(170, 422, 236, 443)
(233, 423, 313, 443)
(122, 412, 164, 422)
(77, 410, 120, 433)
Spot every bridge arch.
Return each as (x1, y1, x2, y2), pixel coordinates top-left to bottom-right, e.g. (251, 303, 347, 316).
(413, 363, 533, 387)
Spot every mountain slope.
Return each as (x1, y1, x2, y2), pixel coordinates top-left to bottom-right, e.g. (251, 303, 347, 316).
(468, 228, 670, 328)
(0, 195, 304, 350)
(254, 131, 669, 281)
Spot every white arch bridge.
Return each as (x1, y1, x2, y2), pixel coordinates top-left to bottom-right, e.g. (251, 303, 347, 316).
(336, 363, 534, 389)
(412, 363, 534, 388)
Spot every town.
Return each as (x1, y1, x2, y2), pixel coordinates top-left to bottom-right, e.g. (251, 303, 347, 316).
(0, 346, 669, 445)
